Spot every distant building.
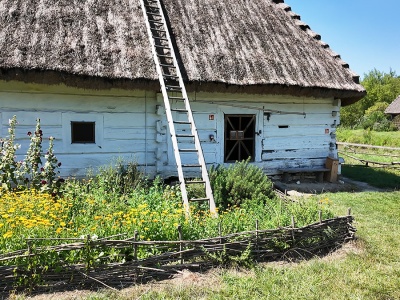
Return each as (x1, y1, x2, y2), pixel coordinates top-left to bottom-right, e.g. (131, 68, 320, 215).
(385, 95, 400, 129)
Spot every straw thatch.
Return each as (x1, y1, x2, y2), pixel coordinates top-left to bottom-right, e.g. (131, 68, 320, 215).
(0, 0, 365, 104)
(385, 95, 400, 114)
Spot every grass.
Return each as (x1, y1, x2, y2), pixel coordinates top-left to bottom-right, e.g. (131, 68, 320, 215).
(337, 129, 400, 189)
(341, 165, 400, 189)
(337, 128, 400, 147)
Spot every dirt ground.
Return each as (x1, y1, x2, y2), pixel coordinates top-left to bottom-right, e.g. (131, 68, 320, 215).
(273, 175, 384, 196)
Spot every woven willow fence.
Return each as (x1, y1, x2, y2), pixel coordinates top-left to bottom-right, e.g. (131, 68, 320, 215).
(0, 214, 355, 294)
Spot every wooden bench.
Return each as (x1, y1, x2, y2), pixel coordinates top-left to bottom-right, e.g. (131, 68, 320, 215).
(278, 167, 330, 183)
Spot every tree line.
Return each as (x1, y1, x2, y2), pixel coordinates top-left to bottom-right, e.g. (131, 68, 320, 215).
(341, 69, 400, 131)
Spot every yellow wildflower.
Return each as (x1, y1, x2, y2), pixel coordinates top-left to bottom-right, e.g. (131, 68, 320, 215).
(3, 231, 13, 238)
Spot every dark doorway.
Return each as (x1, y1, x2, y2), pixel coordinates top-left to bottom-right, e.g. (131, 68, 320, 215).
(224, 115, 256, 162)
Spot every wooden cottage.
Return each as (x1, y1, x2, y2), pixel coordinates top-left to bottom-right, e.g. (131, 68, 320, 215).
(385, 95, 400, 129)
(0, 0, 366, 180)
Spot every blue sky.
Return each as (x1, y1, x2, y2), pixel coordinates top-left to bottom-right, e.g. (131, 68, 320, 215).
(284, 0, 400, 79)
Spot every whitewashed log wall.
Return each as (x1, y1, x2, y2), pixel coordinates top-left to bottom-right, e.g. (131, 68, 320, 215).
(0, 81, 340, 178)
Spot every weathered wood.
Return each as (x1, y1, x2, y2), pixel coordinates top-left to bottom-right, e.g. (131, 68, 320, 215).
(278, 167, 330, 182)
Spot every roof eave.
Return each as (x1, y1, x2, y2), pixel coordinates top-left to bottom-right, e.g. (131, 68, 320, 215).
(0, 68, 366, 104)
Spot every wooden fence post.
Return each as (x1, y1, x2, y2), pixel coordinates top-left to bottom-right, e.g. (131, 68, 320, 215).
(255, 220, 259, 251)
(178, 224, 183, 264)
(133, 230, 138, 261)
(218, 222, 222, 244)
(291, 216, 295, 243)
(319, 210, 322, 224)
(347, 207, 352, 216)
(26, 238, 32, 290)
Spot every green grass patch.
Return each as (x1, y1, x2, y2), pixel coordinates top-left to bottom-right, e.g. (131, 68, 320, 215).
(342, 165, 400, 189)
(337, 128, 400, 147)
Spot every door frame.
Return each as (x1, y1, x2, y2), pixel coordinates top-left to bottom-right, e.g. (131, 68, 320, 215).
(217, 105, 263, 164)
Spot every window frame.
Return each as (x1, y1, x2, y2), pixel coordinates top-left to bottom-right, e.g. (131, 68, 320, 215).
(70, 121, 96, 144)
(62, 113, 103, 152)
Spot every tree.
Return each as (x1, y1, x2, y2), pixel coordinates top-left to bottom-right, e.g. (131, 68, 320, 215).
(341, 69, 400, 128)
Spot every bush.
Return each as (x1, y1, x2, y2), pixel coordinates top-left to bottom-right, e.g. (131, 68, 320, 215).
(357, 111, 397, 132)
(209, 159, 275, 209)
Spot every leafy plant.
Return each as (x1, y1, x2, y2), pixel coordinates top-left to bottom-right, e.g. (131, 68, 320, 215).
(0, 116, 22, 192)
(93, 159, 146, 196)
(209, 159, 275, 209)
(0, 117, 63, 195)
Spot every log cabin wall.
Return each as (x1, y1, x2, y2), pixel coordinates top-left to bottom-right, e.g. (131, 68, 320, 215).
(0, 82, 339, 178)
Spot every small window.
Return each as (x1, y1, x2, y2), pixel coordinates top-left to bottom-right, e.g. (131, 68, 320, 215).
(71, 122, 95, 143)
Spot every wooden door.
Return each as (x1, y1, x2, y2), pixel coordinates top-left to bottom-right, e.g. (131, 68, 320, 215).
(224, 114, 255, 162)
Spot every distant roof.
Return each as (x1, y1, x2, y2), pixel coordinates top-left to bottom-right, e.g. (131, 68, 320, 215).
(0, 0, 366, 105)
(385, 95, 400, 114)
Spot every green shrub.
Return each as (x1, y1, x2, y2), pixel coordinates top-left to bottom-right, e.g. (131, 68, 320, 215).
(209, 159, 275, 209)
(357, 111, 397, 132)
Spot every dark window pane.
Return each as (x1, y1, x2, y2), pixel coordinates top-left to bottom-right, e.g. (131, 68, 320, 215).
(71, 122, 95, 143)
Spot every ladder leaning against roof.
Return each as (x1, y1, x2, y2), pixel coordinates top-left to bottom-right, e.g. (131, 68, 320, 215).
(139, 0, 217, 217)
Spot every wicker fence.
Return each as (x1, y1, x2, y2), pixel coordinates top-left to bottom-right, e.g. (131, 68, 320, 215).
(0, 214, 355, 294)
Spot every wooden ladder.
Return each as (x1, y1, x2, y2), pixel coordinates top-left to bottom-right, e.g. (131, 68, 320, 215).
(140, 0, 216, 217)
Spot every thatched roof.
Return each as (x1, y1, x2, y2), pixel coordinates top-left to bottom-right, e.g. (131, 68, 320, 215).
(0, 0, 366, 105)
(385, 95, 400, 114)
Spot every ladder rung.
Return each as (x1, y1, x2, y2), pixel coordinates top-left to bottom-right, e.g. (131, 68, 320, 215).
(171, 108, 188, 113)
(182, 164, 202, 168)
(160, 63, 175, 67)
(146, 12, 161, 16)
(151, 21, 164, 25)
(176, 134, 194, 137)
(151, 28, 166, 32)
(174, 121, 191, 125)
(189, 198, 209, 202)
(167, 88, 182, 92)
(157, 54, 173, 58)
(163, 74, 178, 78)
(166, 85, 181, 89)
(179, 148, 197, 152)
(145, 5, 159, 9)
(168, 96, 185, 101)
(185, 180, 206, 184)
(155, 45, 170, 49)
(153, 36, 169, 41)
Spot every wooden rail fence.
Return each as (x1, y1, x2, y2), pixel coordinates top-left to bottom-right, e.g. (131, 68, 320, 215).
(0, 214, 355, 294)
(337, 142, 400, 167)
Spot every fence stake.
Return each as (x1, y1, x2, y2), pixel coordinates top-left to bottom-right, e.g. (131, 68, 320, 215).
(218, 222, 222, 244)
(178, 224, 183, 264)
(291, 216, 295, 243)
(85, 234, 91, 271)
(133, 230, 138, 261)
(319, 210, 322, 223)
(347, 207, 352, 216)
(26, 238, 32, 291)
(256, 220, 259, 251)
